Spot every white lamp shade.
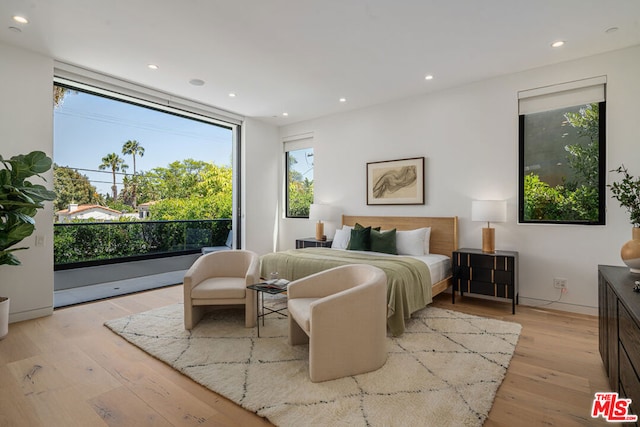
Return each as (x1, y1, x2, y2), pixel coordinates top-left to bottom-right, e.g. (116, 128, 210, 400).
(471, 200, 507, 223)
(309, 204, 334, 221)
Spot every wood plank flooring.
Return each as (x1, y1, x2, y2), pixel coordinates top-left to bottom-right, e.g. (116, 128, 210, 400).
(0, 286, 611, 426)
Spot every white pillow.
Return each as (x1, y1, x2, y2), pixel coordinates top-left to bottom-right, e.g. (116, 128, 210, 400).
(423, 227, 431, 254)
(396, 228, 427, 256)
(331, 226, 353, 249)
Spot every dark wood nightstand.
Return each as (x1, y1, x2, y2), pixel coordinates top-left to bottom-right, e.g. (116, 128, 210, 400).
(452, 248, 519, 314)
(295, 237, 333, 249)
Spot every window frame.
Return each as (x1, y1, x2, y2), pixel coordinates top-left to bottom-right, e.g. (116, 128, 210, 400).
(282, 135, 314, 219)
(53, 69, 242, 260)
(518, 101, 606, 225)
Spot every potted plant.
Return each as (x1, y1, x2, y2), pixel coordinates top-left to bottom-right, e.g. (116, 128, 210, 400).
(0, 151, 56, 339)
(609, 164, 640, 273)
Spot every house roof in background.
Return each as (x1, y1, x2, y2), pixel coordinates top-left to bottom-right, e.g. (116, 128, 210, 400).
(56, 205, 122, 216)
(1, 1, 639, 125)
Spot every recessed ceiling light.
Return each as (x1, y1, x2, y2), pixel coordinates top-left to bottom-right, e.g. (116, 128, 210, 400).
(12, 16, 28, 24)
(189, 79, 205, 86)
(282, 112, 289, 117)
(551, 40, 565, 48)
(425, 74, 434, 81)
(147, 64, 159, 70)
(339, 97, 347, 103)
(605, 27, 619, 34)
(228, 93, 237, 98)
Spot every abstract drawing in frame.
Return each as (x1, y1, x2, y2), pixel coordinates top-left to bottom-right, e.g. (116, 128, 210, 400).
(367, 157, 425, 205)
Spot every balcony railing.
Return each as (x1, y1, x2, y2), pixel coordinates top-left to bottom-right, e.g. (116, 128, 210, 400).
(54, 219, 231, 270)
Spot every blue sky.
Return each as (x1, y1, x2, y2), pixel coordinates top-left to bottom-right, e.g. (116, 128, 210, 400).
(53, 89, 233, 195)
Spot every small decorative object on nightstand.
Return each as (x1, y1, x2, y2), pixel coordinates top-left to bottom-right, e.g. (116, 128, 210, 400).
(452, 248, 519, 314)
(471, 200, 507, 253)
(309, 204, 334, 241)
(296, 238, 334, 249)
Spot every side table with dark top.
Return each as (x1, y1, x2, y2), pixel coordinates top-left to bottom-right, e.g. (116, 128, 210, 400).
(296, 237, 333, 248)
(452, 248, 519, 314)
(247, 283, 288, 337)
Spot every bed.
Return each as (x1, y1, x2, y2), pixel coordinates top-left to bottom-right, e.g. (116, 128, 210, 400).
(259, 215, 458, 336)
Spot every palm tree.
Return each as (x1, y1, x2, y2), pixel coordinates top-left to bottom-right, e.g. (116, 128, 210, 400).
(122, 140, 145, 208)
(99, 153, 128, 200)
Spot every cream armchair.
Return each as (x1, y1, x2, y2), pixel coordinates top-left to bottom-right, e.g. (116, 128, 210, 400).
(287, 264, 388, 382)
(183, 249, 259, 330)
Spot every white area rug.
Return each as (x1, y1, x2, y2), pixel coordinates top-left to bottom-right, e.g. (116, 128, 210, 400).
(105, 301, 521, 427)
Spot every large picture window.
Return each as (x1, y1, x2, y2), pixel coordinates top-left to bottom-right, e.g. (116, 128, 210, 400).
(53, 75, 240, 267)
(518, 77, 606, 225)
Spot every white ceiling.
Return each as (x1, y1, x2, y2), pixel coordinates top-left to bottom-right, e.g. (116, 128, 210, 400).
(1, 0, 639, 125)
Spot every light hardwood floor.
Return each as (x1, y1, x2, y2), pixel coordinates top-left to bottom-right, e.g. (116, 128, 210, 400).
(0, 286, 611, 426)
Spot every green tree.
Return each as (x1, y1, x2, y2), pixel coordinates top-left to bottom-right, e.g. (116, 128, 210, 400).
(287, 151, 313, 217)
(98, 153, 128, 200)
(53, 164, 103, 211)
(144, 159, 208, 200)
(524, 103, 601, 222)
(564, 103, 600, 189)
(288, 178, 314, 217)
(148, 162, 233, 220)
(121, 140, 145, 208)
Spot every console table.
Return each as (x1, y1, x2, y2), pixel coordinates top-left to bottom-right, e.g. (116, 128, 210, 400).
(599, 265, 640, 415)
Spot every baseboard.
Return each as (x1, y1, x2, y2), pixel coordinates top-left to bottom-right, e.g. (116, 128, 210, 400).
(9, 306, 53, 324)
(518, 296, 597, 316)
(444, 289, 598, 317)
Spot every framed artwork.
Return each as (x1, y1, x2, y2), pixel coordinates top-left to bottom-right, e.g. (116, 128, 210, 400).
(367, 157, 425, 205)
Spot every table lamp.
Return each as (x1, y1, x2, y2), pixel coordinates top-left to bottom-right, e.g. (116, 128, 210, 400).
(472, 200, 507, 253)
(309, 204, 333, 241)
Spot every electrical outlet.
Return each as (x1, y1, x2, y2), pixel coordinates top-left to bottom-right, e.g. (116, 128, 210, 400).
(553, 277, 568, 289)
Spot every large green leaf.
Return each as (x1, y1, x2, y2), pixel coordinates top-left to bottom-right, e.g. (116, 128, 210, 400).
(8, 151, 52, 182)
(0, 251, 22, 266)
(0, 222, 34, 250)
(20, 183, 56, 203)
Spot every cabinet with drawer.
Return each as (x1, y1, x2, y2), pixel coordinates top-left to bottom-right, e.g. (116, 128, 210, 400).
(295, 237, 333, 249)
(452, 248, 519, 314)
(599, 265, 640, 420)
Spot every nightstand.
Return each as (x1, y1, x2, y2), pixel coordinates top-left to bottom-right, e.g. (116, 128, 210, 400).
(452, 248, 519, 314)
(295, 237, 333, 249)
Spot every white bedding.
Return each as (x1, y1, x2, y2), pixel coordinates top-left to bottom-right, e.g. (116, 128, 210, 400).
(330, 249, 451, 284)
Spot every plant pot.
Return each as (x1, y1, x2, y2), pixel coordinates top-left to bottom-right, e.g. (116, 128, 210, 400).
(621, 227, 640, 274)
(0, 297, 8, 340)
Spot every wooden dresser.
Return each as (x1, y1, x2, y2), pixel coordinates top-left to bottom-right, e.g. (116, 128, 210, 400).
(599, 264, 640, 419)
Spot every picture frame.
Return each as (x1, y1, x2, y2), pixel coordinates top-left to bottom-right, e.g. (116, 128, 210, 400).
(367, 157, 425, 205)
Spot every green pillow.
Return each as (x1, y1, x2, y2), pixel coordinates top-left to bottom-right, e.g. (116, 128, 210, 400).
(371, 228, 397, 254)
(354, 222, 381, 232)
(347, 226, 371, 251)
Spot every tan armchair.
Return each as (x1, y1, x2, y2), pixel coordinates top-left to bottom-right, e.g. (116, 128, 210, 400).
(287, 264, 388, 382)
(183, 249, 259, 330)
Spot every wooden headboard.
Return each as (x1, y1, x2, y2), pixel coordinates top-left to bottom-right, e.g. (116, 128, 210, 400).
(342, 215, 459, 257)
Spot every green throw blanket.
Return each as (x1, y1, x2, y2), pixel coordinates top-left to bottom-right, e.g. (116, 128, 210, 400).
(260, 248, 432, 336)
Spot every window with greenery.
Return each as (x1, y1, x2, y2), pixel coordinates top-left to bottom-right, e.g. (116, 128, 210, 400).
(518, 79, 606, 225)
(53, 81, 238, 265)
(286, 146, 314, 218)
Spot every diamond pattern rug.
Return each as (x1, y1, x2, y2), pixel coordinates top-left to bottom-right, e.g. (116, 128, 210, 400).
(105, 301, 521, 426)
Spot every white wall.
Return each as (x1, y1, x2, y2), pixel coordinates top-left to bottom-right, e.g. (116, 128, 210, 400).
(277, 45, 640, 315)
(0, 42, 55, 322)
(242, 118, 280, 255)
